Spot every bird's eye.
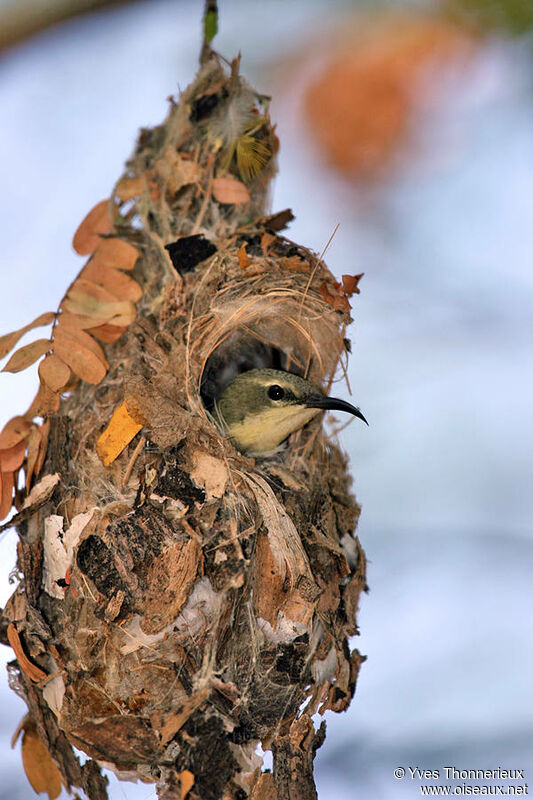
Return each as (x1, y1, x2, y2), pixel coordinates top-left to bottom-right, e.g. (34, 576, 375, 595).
(267, 384, 285, 401)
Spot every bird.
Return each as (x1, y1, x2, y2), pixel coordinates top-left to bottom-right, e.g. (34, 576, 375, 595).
(214, 368, 367, 456)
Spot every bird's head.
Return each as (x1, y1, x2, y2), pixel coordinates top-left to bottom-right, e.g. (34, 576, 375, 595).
(214, 368, 367, 456)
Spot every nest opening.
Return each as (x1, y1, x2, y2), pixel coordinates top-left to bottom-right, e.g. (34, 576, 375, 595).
(199, 330, 302, 411)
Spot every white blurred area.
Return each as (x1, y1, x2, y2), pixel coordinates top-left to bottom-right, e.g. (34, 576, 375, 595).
(0, 1, 532, 798)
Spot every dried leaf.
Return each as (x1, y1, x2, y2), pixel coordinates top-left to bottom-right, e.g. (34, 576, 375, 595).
(38, 354, 71, 392)
(0, 470, 14, 520)
(0, 417, 32, 450)
(96, 401, 143, 467)
(53, 326, 108, 385)
(87, 323, 127, 344)
(54, 310, 114, 330)
(237, 243, 250, 269)
(91, 237, 140, 271)
(279, 255, 310, 274)
(72, 199, 112, 255)
(7, 624, 47, 682)
(342, 273, 364, 296)
(180, 770, 195, 800)
(0, 312, 55, 359)
(212, 176, 250, 205)
(2, 338, 50, 373)
(34, 384, 61, 417)
(319, 281, 351, 313)
(62, 278, 136, 322)
(81, 261, 142, 301)
(0, 440, 26, 472)
(21, 724, 62, 800)
(115, 175, 146, 201)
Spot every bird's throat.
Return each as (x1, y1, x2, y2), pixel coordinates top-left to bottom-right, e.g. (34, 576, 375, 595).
(228, 405, 320, 456)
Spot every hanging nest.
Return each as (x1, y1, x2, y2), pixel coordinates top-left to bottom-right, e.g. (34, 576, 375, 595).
(1, 55, 367, 800)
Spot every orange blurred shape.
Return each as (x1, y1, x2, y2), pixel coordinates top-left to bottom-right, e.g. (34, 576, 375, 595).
(304, 15, 473, 180)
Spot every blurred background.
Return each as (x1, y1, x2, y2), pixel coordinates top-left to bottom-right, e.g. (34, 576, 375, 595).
(0, 0, 532, 798)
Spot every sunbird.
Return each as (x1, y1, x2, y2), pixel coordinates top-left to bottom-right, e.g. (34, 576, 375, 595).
(214, 368, 367, 456)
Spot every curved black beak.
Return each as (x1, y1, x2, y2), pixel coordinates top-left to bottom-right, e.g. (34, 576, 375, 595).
(304, 394, 368, 425)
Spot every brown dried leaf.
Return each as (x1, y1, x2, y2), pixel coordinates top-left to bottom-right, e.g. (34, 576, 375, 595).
(279, 255, 310, 274)
(0, 440, 26, 472)
(91, 237, 140, 271)
(0, 471, 14, 520)
(53, 326, 108, 385)
(72, 199, 112, 255)
(34, 384, 61, 417)
(342, 273, 364, 296)
(0, 312, 55, 360)
(38, 354, 70, 392)
(21, 723, 62, 800)
(319, 281, 351, 313)
(260, 208, 295, 232)
(2, 338, 50, 373)
(7, 624, 47, 682)
(87, 323, 127, 344)
(96, 401, 143, 467)
(0, 417, 32, 450)
(237, 243, 250, 269)
(81, 261, 142, 301)
(115, 175, 146, 201)
(62, 279, 136, 322)
(54, 310, 113, 330)
(212, 176, 250, 205)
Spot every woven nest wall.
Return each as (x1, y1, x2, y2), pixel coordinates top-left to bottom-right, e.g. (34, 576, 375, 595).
(1, 56, 367, 800)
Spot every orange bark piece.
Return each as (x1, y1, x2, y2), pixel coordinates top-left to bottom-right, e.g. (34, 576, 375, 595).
(7, 624, 47, 682)
(237, 243, 250, 269)
(81, 261, 142, 301)
(212, 176, 250, 205)
(2, 338, 51, 374)
(96, 401, 143, 467)
(21, 725, 62, 800)
(0, 440, 26, 472)
(180, 770, 195, 800)
(38, 354, 71, 392)
(72, 199, 112, 255)
(0, 416, 32, 450)
(91, 237, 140, 271)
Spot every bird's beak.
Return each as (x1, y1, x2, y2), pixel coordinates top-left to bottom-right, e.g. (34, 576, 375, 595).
(304, 394, 368, 425)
